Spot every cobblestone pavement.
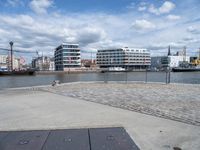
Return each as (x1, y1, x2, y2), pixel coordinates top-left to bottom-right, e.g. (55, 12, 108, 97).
(43, 82, 200, 126)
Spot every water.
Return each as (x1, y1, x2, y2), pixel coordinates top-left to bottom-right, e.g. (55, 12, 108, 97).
(0, 72, 199, 89)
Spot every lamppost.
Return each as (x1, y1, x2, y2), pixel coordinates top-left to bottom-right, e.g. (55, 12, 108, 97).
(9, 41, 14, 72)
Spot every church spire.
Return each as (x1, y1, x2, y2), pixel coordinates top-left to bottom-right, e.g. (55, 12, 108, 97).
(168, 45, 171, 56)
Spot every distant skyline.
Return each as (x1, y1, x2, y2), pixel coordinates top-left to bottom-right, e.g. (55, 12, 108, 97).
(0, 0, 200, 60)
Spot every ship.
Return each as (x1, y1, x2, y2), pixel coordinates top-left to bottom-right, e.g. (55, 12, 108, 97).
(101, 67, 126, 73)
(0, 70, 35, 76)
(172, 48, 200, 72)
(172, 66, 200, 72)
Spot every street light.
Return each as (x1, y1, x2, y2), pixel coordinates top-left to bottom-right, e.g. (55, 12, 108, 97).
(9, 41, 14, 72)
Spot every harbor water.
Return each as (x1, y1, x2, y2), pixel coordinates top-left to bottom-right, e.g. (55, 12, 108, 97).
(0, 72, 199, 89)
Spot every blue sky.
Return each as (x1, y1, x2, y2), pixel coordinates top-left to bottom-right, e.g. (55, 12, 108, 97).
(0, 0, 200, 61)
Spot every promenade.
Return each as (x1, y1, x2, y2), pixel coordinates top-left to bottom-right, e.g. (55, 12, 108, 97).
(0, 82, 200, 150)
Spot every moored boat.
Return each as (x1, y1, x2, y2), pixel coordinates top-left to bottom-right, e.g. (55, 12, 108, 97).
(101, 67, 127, 73)
(0, 70, 35, 76)
(172, 67, 200, 72)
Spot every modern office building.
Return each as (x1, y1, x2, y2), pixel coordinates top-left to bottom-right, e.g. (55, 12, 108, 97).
(54, 43, 81, 71)
(96, 47, 151, 70)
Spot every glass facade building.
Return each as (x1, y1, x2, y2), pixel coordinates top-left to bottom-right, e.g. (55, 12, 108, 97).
(54, 43, 81, 71)
(96, 47, 151, 70)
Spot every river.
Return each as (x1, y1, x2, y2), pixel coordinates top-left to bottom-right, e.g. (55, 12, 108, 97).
(0, 72, 199, 89)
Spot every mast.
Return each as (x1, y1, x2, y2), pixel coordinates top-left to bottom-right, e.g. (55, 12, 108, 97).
(183, 46, 186, 62)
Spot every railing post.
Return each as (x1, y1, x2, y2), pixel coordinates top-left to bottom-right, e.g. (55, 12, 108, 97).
(168, 70, 171, 84)
(125, 71, 128, 84)
(104, 72, 108, 83)
(145, 68, 148, 83)
(166, 71, 168, 84)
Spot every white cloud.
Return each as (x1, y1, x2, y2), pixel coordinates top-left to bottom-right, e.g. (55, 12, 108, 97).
(29, 0, 53, 14)
(166, 14, 181, 20)
(159, 1, 175, 14)
(148, 1, 175, 15)
(0, 13, 111, 53)
(6, 0, 24, 7)
(138, 6, 146, 11)
(132, 19, 156, 30)
(138, 2, 147, 11)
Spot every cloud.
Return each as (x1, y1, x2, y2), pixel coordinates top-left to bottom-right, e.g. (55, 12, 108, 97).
(147, 42, 184, 51)
(166, 14, 181, 21)
(126, 2, 135, 9)
(182, 37, 194, 41)
(138, 2, 147, 11)
(29, 0, 53, 14)
(132, 19, 156, 30)
(0, 0, 200, 60)
(0, 13, 111, 54)
(187, 26, 200, 34)
(76, 27, 106, 46)
(182, 37, 200, 44)
(138, 6, 146, 11)
(6, 0, 24, 7)
(148, 1, 175, 15)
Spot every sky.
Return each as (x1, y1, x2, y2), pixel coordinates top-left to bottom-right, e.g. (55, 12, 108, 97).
(0, 0, 200, 61)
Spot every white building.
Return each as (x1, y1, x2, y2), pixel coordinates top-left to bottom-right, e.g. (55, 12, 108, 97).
(161, 55, 190, 68)
(96, 47, 151, 70)
(49, 58, 55, 71)
(151, 55, 190, 70)
(32, 56, 54, 71)
(0, 55, 21, 71)
(54, 43, 81, 71)
(0, 55, 8, 71)
(170, 56, 190, 67)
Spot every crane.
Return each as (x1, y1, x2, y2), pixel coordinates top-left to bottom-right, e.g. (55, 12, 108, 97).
(191, 48, 200, 66)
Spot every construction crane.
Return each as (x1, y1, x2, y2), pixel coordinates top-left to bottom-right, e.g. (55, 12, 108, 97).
(191, 48, 200, 66)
